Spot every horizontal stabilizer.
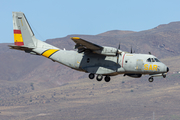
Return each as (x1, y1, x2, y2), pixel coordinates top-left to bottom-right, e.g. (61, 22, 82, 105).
(8, 45, 34, 51)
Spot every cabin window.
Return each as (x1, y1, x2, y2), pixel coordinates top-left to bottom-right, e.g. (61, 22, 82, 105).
(87, 58, 90, 63)
(125, 60, 128, 63)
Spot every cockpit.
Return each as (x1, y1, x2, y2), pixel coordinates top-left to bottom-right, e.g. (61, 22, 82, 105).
(146, 58, 161, 62)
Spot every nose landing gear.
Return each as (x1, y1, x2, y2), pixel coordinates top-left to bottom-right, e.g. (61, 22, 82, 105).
(148, 73, 168, 82)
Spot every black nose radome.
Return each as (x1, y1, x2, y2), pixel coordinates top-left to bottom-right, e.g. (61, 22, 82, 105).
(167, 67, 169, 72)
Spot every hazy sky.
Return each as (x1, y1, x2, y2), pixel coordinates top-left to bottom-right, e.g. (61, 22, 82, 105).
(1, 0, 180, 43)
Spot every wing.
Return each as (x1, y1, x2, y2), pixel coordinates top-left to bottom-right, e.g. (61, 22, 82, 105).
(71, 37, 122, 56)
(71, 37, 103, 52)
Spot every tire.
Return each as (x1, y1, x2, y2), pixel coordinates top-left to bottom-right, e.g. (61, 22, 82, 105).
(148, 77, 154, 82)
(104, 76, 111, 82)
(89, 73, 95, 79)
(163, 74, 166, 78)
(96, 75, 103, 81)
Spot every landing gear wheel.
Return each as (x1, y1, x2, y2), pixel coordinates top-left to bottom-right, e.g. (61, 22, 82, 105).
(163, 74, 166, 78)
(148, 77, 154, 82)
(104, 76, 111, 82)
(96, 75, 103, 81)
(89, 73, 95, 79)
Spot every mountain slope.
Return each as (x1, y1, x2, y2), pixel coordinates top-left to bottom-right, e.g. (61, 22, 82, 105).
(1, 21, 180, 83)
(0, 21, 180, 120)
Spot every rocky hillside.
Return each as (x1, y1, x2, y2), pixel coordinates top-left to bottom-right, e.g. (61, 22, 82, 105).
(0, 22, 180, 84)
(0, 21, 179, 83)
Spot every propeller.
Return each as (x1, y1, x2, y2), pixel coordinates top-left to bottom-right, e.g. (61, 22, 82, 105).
(130, 46, 136, 53)
(116, 43, 121, 64)
(149, 52, 151, 55)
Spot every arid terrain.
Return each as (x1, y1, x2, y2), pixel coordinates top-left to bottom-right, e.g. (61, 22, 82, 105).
(0, 22, 180, 120)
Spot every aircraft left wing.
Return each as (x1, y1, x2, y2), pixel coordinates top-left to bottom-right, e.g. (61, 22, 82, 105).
(71, 37, 121, 56)
(71, 37, 103, 51)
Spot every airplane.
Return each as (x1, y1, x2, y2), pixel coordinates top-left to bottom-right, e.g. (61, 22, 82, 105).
(9, 12, 169, 83)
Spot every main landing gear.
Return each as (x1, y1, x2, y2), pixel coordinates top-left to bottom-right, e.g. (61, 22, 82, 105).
(148, 77, 154, 82)
(88, 73, 111, 82)
(104, 76, 111, 82)
(96, 74, 103, 81)
(89, 73, 95, 79)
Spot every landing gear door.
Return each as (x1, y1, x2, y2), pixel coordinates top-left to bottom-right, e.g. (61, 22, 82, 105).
(136, 59, 144, 71)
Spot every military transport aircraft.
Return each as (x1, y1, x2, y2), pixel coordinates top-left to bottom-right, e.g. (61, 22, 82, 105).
(9, 12, 169, 82)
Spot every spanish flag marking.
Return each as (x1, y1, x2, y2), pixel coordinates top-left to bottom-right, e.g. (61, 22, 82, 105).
(42, 49, 59, 58)
(13, 29, 24, 46)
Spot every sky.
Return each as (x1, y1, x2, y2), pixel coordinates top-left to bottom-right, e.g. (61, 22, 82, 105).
(1, 0, 180, 43)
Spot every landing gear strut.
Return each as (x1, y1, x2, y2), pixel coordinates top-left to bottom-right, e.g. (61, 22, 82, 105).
(148, 77, 154, 82)
(104, 76, 111, 82)
(96, 75, 103, 81)
(89, 73, 95, 79)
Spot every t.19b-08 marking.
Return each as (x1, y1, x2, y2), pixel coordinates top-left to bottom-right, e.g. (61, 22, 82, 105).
(9, 12, 169, 83)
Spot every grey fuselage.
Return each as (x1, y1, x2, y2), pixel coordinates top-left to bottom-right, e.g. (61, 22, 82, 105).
(35, 48, 167, 76)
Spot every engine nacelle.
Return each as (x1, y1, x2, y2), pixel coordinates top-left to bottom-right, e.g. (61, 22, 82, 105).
(94, 46, 121, 56)
(124, 74, 142, 78)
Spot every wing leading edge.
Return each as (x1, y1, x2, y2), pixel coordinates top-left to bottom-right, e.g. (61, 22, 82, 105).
(71, 37, 122, 56)
(71, 37, 103, 51)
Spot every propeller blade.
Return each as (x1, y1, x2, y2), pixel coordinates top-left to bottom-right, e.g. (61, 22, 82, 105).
(116, 43, 121, 64)
(131, 46, 132, 53)
(116, 43, 120, 56)
(118, 43, 120, 50)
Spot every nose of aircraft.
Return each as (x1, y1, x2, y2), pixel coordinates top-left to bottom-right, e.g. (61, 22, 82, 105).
(167, 67, 169, 72)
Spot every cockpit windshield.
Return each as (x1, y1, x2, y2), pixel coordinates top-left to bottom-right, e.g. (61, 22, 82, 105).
(146, 58, 161, 62)
(151, 58, 155, 62)
(147, 58, 151, 62)
(154, 58, 161, 62)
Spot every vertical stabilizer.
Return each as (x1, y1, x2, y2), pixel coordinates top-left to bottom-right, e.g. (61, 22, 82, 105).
(12, 12, 58, 50)
(13, 12, 35, 47)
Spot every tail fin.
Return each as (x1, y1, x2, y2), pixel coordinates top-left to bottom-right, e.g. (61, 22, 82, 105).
(11, 12, 58, 50)
(13, 12, 36, 47)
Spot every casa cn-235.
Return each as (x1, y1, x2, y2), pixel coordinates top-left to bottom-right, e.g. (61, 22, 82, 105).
(9, 12, 169, 83)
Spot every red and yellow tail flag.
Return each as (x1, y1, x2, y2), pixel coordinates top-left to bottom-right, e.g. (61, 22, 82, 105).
(14, 29, 24, 46)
